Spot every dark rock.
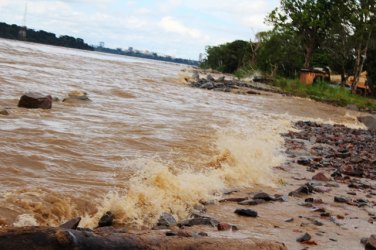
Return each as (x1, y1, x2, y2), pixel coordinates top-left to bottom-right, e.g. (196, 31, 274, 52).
(18, 92, 52, 109)
(98, 211, 113, 227)
(59, 217, 81, 229)
(334, 196, 349, 203)
(285, 218, 294, 223)
(166, 231, 177, 236)
(358, 115, 376, 130)
(312, 172, 330, 182)
(217, 223, 232, 231)
(253, 192, 275, 201)
(313, 220, 323, 226)
(234, 209, 258, 217)
(297, 157, 311, 166)
(296, 233, 311, 242)
(198, 232, 208, 237)
(289, 183, 314, 197)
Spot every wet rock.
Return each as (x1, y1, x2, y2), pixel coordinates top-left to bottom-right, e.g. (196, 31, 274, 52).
(289, 183, 314, 197)
(18, 92, 52, 109)
(274, 194, 289, 202)
(0, 109, 9, 116)
(358, 115, 376, 130)
(312, 172, 330, 182)
(178, 216, 219, 227)
(234, 209, 258, 217)
(217, 223, 231, 231)
(154, 213, 176, 229)
(334, 196, 349, 203)
(253, 192, 275, 201)
(297, 157, 311, 166)
(296, 233, 311, 242)
(285, 218, 294, 223)
(63, 91, 91, 102)
(59, 217, 81, 229)
(98, 211, 113, 227)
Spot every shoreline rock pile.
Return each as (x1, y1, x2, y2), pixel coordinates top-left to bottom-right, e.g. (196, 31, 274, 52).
(189, 71, 283, 95)
(283, 121, 376, 181)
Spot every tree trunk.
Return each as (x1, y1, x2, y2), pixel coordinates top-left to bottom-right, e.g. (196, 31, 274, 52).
(352, 32, 371, 94)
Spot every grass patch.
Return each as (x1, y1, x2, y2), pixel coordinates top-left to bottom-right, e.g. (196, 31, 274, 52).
(273, 78, 376, 110)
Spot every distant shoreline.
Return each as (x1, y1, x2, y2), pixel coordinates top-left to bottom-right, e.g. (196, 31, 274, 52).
(0, 21, 199, 66)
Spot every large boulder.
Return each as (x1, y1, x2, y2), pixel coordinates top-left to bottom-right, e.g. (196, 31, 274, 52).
(358, 115, 376, 130)
(18, 92, 52, 109)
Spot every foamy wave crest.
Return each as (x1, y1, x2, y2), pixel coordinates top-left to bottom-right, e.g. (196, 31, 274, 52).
(80, 119, 288, 228)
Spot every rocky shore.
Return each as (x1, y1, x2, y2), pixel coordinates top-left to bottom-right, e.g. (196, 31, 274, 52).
(1, 120, 374, 249)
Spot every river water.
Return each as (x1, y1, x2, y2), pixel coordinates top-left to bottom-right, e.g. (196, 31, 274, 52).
(0, 39, 363, 229)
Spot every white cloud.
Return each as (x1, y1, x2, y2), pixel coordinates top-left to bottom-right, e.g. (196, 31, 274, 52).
(159, 16, 204, 39)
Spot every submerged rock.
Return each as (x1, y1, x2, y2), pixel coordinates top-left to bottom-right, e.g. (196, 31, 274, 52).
(18, 92, 52, 109)
(63, 90, 91, 102)
(0, 109, 9, 115)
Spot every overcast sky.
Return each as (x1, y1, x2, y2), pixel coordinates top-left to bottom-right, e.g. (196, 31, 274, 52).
(0, 0, 280, 59)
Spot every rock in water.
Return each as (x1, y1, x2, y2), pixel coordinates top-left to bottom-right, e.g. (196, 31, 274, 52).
(234, 209, 258, 217)
(18, 92, 52, 109)
(63, 90, 91, 102)
(154, 213, 176, 229)
(0, 109, 9, 115)
(98, 211, 113, 227)
(59, 217, 81, 229)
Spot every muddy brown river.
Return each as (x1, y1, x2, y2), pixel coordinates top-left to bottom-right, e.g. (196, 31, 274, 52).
(0, 38, 364, 232)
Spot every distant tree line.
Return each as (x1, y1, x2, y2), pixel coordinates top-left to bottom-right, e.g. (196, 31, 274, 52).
(201, 0, 376, 94)
(95, 47, 199, 66)
(0, 22, 93, 50)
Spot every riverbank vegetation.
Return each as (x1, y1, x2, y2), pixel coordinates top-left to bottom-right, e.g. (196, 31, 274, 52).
(0, 22, 93, 50)
(201, 0, 376, 109)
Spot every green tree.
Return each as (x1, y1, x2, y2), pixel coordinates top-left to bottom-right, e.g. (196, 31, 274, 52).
(268, 0, 339, 68)
(201, 40, 251, 73)
(256, 30, 303, 77)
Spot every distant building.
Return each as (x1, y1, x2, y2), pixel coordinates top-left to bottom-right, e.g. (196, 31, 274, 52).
(18, 26, 27, 41)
